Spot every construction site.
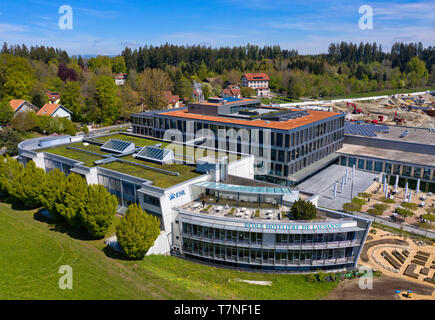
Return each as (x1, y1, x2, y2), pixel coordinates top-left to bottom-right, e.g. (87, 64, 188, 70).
(331, 92, 435, 128)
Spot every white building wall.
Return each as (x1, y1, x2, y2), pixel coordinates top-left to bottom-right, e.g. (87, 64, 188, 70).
(52, 107, 71, 120)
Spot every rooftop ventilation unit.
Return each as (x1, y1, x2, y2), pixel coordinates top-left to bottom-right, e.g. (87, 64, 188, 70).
(100, 139, 136, 154)
(135, 145, 174, 164)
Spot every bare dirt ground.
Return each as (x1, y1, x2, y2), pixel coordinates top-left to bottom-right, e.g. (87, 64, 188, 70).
(325, 276, 434, 300)
(331, 93, 435, 128)
(326, 228, 435, 300)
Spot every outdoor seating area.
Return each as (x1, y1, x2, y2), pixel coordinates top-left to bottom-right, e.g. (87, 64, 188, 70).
(182, 199, 284, 221)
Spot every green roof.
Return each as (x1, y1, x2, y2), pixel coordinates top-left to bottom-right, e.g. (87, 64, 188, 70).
(38, 133, 243, 189)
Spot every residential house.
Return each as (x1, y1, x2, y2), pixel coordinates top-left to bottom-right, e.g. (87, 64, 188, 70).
(37, 104, 72, 120)
(9, 99, 38, 116)
(222, 85, 241, 98)
(45, 90, 61, 104)
(161, 91, 181, 108)
(241, 73, 271, 97)
(115, 73, 127, 86)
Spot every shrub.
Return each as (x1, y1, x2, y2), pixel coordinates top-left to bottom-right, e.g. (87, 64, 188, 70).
(379, 197, 395, 203)
(55, 173, 88, 228)
(228, 207, 235, 215)
(343, 202, 362, 212)
(116, 204, 160, 260)
(254, 209, 260, 218)
(80, 184, 118, 238)
(305, 273, 317, 283)
(351, 197, 366, 206)
(82, 125, 89, 134)
(395, 207, 414, 217)
(0, 155, 24, 197)
(39, 168, 67, 220)
(290, 199, 317, 220)
(373, 203, 389, 211)
(367, 208, 382, 216)
(358, 192, 372, 201)
(201, 204, 212, 212)
(401, 202, 418, 211)
(9, 161, 46, 208)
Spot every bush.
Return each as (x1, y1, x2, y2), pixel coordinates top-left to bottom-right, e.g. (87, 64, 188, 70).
(351, 197, 366, 206)
(228, 207, 235, 215)
(80, 184, 118, 238)
(395, 207, 415, 217)
(39, 168, 67, 220)
(254, 209, 260, 218)
(116, 204, 160, 260)
(357, 192, 372, 201)
(305, 273, 317, 283)
(401, 202, 418, 211)
(373, 203, 389, 211)
(55, 173, 88, 228)
(379, 197, 395, 203)
(367, 208, 382, 216)
(343, 202, 362, 212)
(0, 155, 24, 197)
(290, 199, 317, 220)
(82, 125, 89, 134)
(9, 161, 46, 208)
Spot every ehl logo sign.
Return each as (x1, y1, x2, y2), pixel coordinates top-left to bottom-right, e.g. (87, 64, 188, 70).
(169, 190, 185, 200)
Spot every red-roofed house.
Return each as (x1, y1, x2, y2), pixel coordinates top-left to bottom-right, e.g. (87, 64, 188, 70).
(45, 90, 61, 104)
(241, 73, 271, 97)
(161, 91, 181, 108)
(115, 73, 127, 86)
(9, 99, 38, 116)
(37, 104, 72, 120)
(222, 85, 241, 98)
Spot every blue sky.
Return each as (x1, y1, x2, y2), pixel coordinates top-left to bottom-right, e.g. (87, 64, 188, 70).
(0, 0, 433, 55)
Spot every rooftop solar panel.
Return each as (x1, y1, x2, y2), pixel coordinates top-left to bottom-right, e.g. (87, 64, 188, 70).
(344, 122, 390, 137)
(135, 145, 174, 163)
(100, 139, 135, 154)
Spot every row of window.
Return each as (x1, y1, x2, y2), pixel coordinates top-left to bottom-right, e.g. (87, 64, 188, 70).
(97, 174, 141, 207)
(182, 223, 357, 245)
(149, 116, 344, 148)
(341, 157, 434, 180)
(182, 239, 355, 265)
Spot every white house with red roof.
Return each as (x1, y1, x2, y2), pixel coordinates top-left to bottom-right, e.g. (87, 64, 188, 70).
(9, 99, 39, 116)
(37, 104, 72, 120)
(241, 73, 271, 97)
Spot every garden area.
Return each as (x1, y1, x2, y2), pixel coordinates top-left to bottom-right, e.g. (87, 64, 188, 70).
(342, 185, 435, 230)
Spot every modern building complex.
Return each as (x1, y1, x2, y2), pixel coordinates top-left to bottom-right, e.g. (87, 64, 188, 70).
(18, 132, 370, 272)
(338, 123, 435, 193)
(131, 97, 346, 186)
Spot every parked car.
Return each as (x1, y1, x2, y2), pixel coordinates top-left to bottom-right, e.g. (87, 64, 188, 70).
(126, 127, 133, 133)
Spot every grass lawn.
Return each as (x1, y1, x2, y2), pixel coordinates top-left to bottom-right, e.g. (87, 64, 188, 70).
(0, 202, 338, 300)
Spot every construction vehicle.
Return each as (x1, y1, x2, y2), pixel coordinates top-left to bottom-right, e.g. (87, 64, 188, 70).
(347, 102, 363, 114)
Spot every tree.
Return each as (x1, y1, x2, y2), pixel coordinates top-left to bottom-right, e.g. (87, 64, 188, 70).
(81, 185, 117, 238)
(11, 111, 38, 132)
(58, 63, 78, 82)
(95, 75, 121, 124)
(119, 85, 141, 120)
(116, 203, 160, 259)
(39, 168, 67, 220)
(290, 199, 317, 220)
(9, 161, 45, 208)
(0, 54, 35, 102)
(137, 68, 173, 110)
(55, 173, 88, 228)
(0, 128, 22, 156)
(0, 100, 14, 125)
(112, 56, 126, 74)
(61, 81, 83, 121)
(240, 86, 256, 98)
(31, 82, 49, 108)
(0, 155, 24, 197)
